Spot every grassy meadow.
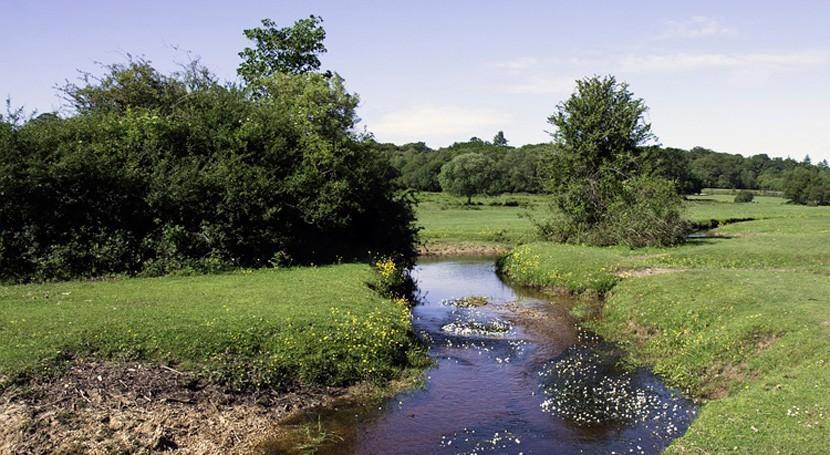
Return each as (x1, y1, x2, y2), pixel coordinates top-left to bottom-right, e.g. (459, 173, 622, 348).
(498, 193, 830, 452)
(417, 191, 824, 248)
(0, 265, 420, 391)
(416, 192, 544, 247)
(2, 189, 827, 452)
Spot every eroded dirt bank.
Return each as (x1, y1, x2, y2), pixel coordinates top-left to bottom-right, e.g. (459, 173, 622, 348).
(0, 360, 345, 454)
(418, 241, 509, 257)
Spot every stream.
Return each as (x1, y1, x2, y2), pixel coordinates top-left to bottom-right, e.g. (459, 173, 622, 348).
(269, 257, 696, 454)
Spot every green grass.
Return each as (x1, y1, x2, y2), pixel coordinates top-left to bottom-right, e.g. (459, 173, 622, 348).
(603, 270, 830, 453)
(416, 192, 543, 246)
(498, 195, 830, 452)
(416, 191, 811, 249)
(0, 265, 420, 391)
(686, 193, 814, 224)
(498, 243, 622, 294)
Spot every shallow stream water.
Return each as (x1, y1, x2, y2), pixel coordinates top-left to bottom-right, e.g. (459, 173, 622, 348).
(270, 257, 696, 454)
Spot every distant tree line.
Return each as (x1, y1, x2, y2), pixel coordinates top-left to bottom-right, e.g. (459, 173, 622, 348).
(375, 134, 547, 195)
(0, 17, 417, 283)
(379, 135, 830, 206)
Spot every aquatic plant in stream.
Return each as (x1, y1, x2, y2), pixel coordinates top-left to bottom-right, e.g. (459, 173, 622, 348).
(539, 333, 669, 427)
(439, 428, 523, 454)
(442, 296, 489, 308)
(441, 318, 512, 337)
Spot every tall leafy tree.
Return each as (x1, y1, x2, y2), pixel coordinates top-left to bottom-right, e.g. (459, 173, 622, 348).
(237, 16, 327, 82)
(545, 75, 655, 229)
(540, 75, 686, 246)
(438, 153, 495, 204)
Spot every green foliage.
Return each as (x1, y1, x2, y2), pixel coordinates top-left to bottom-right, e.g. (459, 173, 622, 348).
(0, 48, 416, 282)
(603, 176, 688, 247)
(383, 136, 830, 203)
(544, 75, 653, 229)
(58, 57, 191, 114)
(379, 138, 547, 194)
(371, 257, 416, 300)
(237, 16, 327, 82)
(0, 265, 422, 391)
(734, 190, 755, 203)
(685, 147, 827, 192)
(438, 152, 496, 203)
(541, 75, 684, 246)
(640, 146, 703, 195)
(492, 130, 508, 146)
(783, 166, 830, 205)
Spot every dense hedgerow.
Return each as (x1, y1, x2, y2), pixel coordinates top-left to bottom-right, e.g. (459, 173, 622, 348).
(0, 60, 417, 282)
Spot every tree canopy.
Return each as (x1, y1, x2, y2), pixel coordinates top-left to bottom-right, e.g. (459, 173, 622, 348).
(493, 130, 508, 146)
(545, 75, 655, 228)
(237, 16, 327, 82)
(438, 152, 496, 203)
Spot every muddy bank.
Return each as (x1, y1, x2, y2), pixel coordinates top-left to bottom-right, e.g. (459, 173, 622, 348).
(418, 241, 509, 257)
(0, 360, 346, 454)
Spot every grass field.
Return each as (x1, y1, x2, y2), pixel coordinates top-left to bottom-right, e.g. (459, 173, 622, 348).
(499, 194, 830, 453)
(416, 192, 543, 247)
(3, 190, 827, 452)
(0, 265, 420, 391)
(416, 191, 817, 249)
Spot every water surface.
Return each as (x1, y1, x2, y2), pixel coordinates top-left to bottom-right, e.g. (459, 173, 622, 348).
(272, 257, 695, 454)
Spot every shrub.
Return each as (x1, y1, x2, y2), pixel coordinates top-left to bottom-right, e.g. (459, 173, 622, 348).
(604, 176, 688, 247)
(734, 190, 755, 203)
(0, 62, 417, 283)
(537, 176, 688, 247)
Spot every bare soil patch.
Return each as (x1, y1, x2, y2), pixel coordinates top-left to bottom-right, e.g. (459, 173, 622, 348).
(418, 241, 509, 257)
(0, 360, 345, 454)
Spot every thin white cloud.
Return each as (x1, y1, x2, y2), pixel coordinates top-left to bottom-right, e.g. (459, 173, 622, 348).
(659, 16, 736, 39)
(368, 106, 511, 144)
(503, 75, 576, 95)
(492, 56, 538, 71)
(618, 51, 829, 73)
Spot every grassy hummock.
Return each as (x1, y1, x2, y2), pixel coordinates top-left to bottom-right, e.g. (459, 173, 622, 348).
(499, 194, 830, 453)
(0, 264, 422, 391)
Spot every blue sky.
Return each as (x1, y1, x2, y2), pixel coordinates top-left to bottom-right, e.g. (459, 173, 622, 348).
(3, 0, 829, 161)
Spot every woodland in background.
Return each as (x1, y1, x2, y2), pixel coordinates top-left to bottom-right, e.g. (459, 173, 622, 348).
(381, 136, 830, 203)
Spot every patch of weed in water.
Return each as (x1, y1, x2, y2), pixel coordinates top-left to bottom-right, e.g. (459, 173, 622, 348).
(539, 332, 695, 432)
(442, 296, 489, 308)
(440, 428, 523, 454)
(260, 415, 344, 455)
(441, 319, 512, 337)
